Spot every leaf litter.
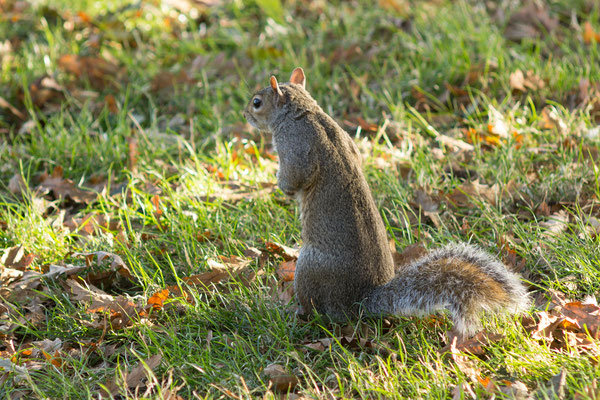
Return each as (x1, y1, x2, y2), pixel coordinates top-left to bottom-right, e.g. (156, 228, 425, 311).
(1, 0, 600, 397)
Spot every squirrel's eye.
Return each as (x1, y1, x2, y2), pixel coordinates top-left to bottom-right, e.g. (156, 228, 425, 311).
(253, 98, 262, 108)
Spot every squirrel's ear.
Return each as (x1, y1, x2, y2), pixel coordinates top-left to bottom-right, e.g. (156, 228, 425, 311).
(270, 76, 284, 100)
(289, 67, 306, 89)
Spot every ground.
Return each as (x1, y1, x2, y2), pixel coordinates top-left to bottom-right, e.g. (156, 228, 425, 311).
(1, 0, 600, 398)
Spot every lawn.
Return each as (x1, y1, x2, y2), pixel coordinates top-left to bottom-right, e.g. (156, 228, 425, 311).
(1, 0, 600, 398)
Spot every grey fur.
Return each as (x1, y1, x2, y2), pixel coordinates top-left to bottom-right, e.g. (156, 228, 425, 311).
(243, 69, 529, 336)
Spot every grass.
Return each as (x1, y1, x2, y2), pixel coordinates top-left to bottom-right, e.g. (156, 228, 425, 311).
(1, 0, 600, 398)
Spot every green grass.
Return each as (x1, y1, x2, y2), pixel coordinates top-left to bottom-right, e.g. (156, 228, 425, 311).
(1, 0, 600, 398)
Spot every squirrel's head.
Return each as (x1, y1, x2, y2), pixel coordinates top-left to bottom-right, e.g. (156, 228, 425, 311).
(243, 67, 308, 132)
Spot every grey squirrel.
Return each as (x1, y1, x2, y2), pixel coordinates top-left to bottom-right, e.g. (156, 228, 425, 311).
(243, 67, 529, 337)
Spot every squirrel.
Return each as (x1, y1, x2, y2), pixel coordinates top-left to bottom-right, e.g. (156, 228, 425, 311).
(243, 67, 529, 337)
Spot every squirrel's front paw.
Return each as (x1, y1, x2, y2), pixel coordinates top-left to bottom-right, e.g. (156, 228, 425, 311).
(279, 187, 297, 196)
(277, 179, 298, 196)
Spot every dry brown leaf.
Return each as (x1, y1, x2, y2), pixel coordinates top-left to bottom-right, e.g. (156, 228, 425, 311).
(276, 260, 296, 282)
(73, 251, 133, 288)
(445, 179, 502, 208)
(523, 311, 562, 342)
(574, 379, 599, 400)
(448, 336, 482, 383)
(343, 116, 378, 133)
(183, 269, 229, 288)
(540, 106, 567, 135)
(509, 69, 545, 93)
(504, 1, 558, 42)
(58, 54, 122, 89)
(301, 336, 377, 355)
(263, 363, 299, 393)
(181, 255, 253, 290)
(451, 381, 476, 400)
(199, 180, 277, 203)
(524, 294, 600, 353)
(0, 270, 44, 304)
(64, 279, 116, 310)
(42, 264, 87, 279)
(8, 173, 28, 196)
(1, 246, 35, 271)
(497, 381, 529, 399)
(272, 280, 295, 306)
(63, 213, 122, 238)
(560, 301, 600, 339)
(440, 331, 505, 355)
(150, 70, 193, 92)
(100, 354, 162, 397)
(540, 210, 569, 239)
(25, 76, 64, 109)
(104, 94, 119, 114)
(36, 166, 98, 204)
(392, 243, 428, 269)
(265, 242, 299, 261)
(536, 369, 567, 399)
(0, 95, 25, 120)
(65, 279, 144, 330)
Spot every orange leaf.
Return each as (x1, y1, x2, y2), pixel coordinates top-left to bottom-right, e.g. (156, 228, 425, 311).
(147, 289, 170, 310)
(151, 194, 162, 216)
(477, 375, 491, 387)
(277, 260, 296, 282)
(77, 11, 92, 23)
(583, 22, 600, 44)
(42, 350, 64, 368)
(104, 94, 118, 114)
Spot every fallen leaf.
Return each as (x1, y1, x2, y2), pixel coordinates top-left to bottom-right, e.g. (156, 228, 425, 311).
(271, 280, 295, 306)
(8, 173, 28, 196)
(58, 54, 122, 89)
(36, 166, 98, 204)
(574, 379, 599, 400)
(488, 106, 509, 138)
(1, 246, 35, 270)
(343, 116, 378, 133)
(497, 381, 529, 399)
(540, 210, 569, 239)
(74, 251, 133, 287)
(65, 279, 143, 330)
(263, 363, 299, 393)
(439, 331, 505, 355)
(583, 22, 600, 45)
(182, 255, 253, 290)
(509, 69, 544, 93)
(23, 76, 64, 109)
(535, 369, 567, 399)
(264, 242, 299, 261)
(560, 301, 600, 339)
(451, 381, 476, 400)
(445, 179, 501, 208)
(150, 70, 193, 92)
(147, 289, 170, 310)
(0, 95, 25, 120)
(100, 354, 162, 397)
(104, 94, 118, 114)
(504, 1, 558, 42)
(276, 260, 296, 282)
(448, 336, 485, 385)
(392, 243, 428, 269)
(540, 106, 567, 135)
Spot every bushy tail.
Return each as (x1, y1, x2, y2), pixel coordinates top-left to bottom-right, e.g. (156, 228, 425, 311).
(363, 243, 529, 336)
